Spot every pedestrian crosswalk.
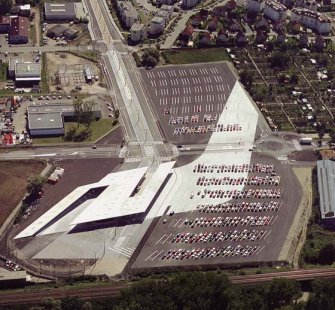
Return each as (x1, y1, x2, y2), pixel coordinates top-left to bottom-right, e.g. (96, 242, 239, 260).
(128, 141, 164, 146)
(144, 145, 155, 156)
(109, 246, 135, 258)
(277, 155, 289, 164)
(125, 157, 142, 162)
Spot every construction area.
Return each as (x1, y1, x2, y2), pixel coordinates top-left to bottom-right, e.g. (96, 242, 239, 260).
(45, 53, 105, 94)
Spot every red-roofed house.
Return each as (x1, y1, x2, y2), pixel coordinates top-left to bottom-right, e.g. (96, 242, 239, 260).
(9, 16, 29, 44)
(208, 16, 219, 32)
(0, 16, 10, 33)
(179, 25, 194, 41)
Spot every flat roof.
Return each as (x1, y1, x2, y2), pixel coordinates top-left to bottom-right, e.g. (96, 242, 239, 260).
(28, 112, 63, 130)
(44, 2, 76, 17)
(317, 160, 335, 219)
(0, 270, 27, 281)
(15, 63, 41, 77)
(27, 104, 100, 114)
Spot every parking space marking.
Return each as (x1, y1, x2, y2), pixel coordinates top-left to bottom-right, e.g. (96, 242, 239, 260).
(174, 218, 182, 227)
(145, 250, 157, 261)
(270, 215, 278, 225)
(151, 250, 164, 261)
(156, 234, 166, 244)
(255, 245, 265, 256)
(263, 230, 272, 240)
(162, 234, 172, 244)
(168, 219, 176, 227)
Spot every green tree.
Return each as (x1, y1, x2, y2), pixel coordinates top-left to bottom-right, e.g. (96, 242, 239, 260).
(240, 70, 254, 90)
(266, 278, 302, 309)
(73, 98, 95, 129)
(0, 0, 12, 15)
(26, 175, 46, 197)
(318, 243, 335, 265)
(269, 51, 290, 68)
(40, 297, 61, 310)
(290, 73, 299, 84)
(141, 48, 160, 68)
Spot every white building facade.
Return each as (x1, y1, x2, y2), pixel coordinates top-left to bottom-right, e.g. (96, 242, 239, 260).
(264, 0, 286, 21)
(291, 8, 331, 34)
(246, 0, 265, 13)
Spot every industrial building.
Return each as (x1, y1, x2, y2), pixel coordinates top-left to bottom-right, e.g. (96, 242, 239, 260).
(27, 104, 102, 136)
(9, 16, 29, 44)
(15, 62, 41, 83)
(44, 2, 77, 22)
(317, 160, 335, 222)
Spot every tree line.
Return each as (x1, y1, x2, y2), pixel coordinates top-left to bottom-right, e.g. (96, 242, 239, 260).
(5, 272, 335, 310)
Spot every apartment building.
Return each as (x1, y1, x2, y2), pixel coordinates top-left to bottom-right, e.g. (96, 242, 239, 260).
(246, 0, 265, 13)
(264, 0, 286, 21)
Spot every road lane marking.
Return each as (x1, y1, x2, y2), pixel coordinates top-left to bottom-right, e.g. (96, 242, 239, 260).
(145, 250, 157, 261)
(156, 234, 166, 244)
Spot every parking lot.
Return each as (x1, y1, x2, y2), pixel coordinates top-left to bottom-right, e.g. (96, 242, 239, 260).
(132, 152, 302, 270)
(141, 62, 236, 144)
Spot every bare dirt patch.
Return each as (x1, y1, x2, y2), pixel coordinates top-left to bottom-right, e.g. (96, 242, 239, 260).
(45, 52, 106, 94)
(288, 150, 317, 162)
(0, 160, 46, 227)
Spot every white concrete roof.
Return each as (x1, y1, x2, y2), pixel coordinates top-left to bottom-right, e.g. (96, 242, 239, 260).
(71, 161, 175, 224)
(15, 167, 149, 239)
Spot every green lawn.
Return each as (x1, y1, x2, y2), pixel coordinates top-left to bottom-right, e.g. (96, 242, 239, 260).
(0, 63, 8, 82)
(30, 24, 36, 46)
(41, 53, 49, 93)
(162, 48, 231, 65)
(32, 119, 117, 144)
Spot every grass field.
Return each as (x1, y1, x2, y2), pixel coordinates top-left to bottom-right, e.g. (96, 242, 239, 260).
(162, 48, 231, 65)
(0, 160, 46, 227)
(32, 119, 117, 144)
(0, 63, 8, 82)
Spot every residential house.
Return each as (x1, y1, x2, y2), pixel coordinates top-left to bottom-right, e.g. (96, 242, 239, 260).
(212, 5, 226, 16)
(276, 32, 286, 43)
(149, 16, 165, 34)
(229, 19, 241, 32)
(182, 0, 199, 9)
(225, 0, 237, 11)
(0, 16, 10, 33)
(264, 0, 286, 21)
(246, 0, 265, 13)
(216, 30, 229, 45)
(9, 16, 29, 44)
(160, 4, 174, 17)
(299, 32, 309, 47)
(208, 16, 219, 32)
(179, 25, 194, 41)
(273, 20, 285, 32)
(255, 17, 269, 31)
(291, 8, 331, 34)
(236, 30, 248, 45)
(198, 32, 212, 46)
(158, 0, 176, 5)
(191, 14, 203, 27)
(130, 23, 146, 42)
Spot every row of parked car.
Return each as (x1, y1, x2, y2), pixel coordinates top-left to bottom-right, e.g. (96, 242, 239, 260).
(196, 175, 281, 187)
(0, 255, 22, 271)
(171, 229, 266, 244)
(193, 163, 275, 174)
(173, 123, 242, 135)
(161, 245, 260, 260)
(184, 215, 272, 228)
(195, 188, 282, 199)
(196, 201, 280, 213)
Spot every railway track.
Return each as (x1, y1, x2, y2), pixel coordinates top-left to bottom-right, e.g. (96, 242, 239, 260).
(1, 268, 335, 305)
